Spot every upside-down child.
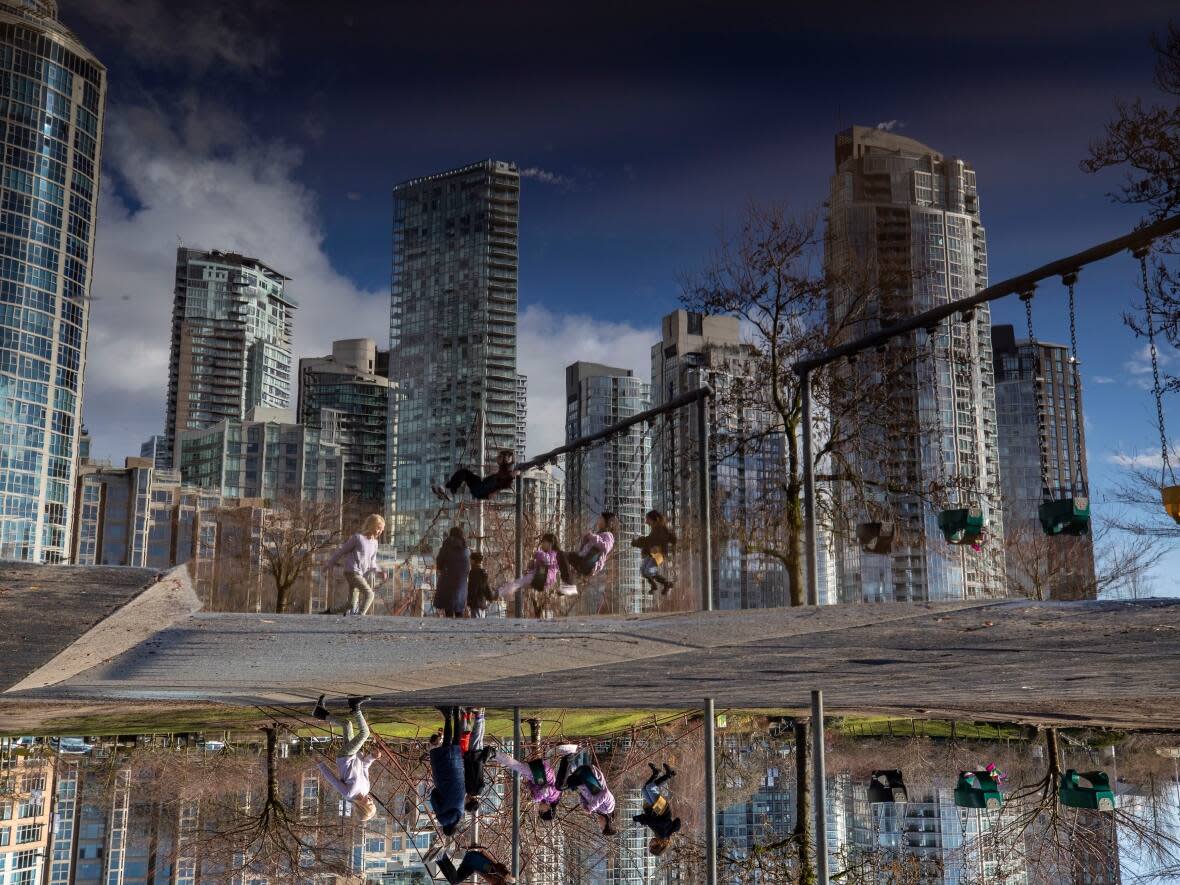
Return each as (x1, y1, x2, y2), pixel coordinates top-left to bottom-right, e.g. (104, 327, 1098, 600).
(422, 845, 515, 884)
(428, 706, 466, 836)
(311, 694, 379, 822)
(326, 514, 386, 615)
(635, 763, 681, 855)
(559, 751, 617, 835)
(435, 450, 518, 502)
(462, 708, 495, 814)
(632, 510, 676, 594)
(497, 533, 577, 599)
(492, 741, 581, 820)
(564, 512, 617, 578)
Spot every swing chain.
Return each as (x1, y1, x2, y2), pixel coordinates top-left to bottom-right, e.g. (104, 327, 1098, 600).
(1064, 272, 1086, 496)
(1021, 288, 1052, 499)
(926, 324, 949, 503)
(1136, 246, 1174, 483)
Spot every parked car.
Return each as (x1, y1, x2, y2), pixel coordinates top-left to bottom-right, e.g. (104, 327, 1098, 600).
(52, 737, 93, 755)
(14, 736, 38, 748)
(201, 740, 227, 752)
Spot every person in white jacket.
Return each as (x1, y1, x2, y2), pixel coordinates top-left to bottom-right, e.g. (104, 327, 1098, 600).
(326, 514, 386, 616)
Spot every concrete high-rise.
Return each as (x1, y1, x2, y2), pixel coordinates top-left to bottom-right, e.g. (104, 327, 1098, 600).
(0, 1, 105, 563)
(164, 248, 295, 468)
(992, 324, 1096, 599)
(387, 160, 519, 552)
(298, 338, 391, 514)
(826, 126, 1004, 602)
(651, 310, 798, 609)
(565, 361, 650, 613)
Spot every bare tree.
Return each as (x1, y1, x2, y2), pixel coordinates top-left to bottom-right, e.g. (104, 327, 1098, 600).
(682, 204, 937, 606)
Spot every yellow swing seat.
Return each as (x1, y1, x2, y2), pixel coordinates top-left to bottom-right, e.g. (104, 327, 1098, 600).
(1163, 486, 1180, 525)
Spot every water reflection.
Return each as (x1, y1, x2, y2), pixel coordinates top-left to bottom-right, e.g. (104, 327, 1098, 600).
(2, 712, 1179, 883)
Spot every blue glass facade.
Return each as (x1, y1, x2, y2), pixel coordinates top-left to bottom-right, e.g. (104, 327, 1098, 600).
(0, 3, 105, 563)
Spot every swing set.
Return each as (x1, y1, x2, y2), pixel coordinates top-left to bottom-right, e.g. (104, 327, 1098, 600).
(795, 211, 1180, 605)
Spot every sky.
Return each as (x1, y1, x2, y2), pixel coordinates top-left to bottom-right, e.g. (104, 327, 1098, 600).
(63, 0, 1180, 590)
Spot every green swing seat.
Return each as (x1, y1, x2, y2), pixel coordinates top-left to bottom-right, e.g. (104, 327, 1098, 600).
(938, 506, 985, 545)
(1038, 496, 1090, 536)
(1059, 769, 1116, 811)
(954, 770, 1003, 810)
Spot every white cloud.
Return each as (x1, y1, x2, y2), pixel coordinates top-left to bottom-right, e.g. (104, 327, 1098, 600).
(875, 120, 905, 132)
(517, 305, 657, 457)
(69, 0, 278, 74)
(1107, 442, 1180, 469)
(519, 166, 574, 189)
(1122, 342, 1176, 390)
(1091, 375, 1115, 384)
(84, 98, 385, 460)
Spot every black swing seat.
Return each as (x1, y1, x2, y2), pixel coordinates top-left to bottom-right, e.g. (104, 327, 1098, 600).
(1038, 497, 1090, 536)
(856, 522, 894, 555)
(867, 769, 908, 804)
(938, 506, 984, 545)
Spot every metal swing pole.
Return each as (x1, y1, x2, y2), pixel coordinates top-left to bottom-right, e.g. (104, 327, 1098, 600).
(512, 706, 522, 877)
(703, 697, 718, 885)
(514, 473, 524, 620)
(697, 390, 714, 611)
(811, 689, 830, 884)
(801, 370, 821, 606)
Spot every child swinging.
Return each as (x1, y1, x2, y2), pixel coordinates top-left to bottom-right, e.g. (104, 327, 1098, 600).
(632, 510, 675, 594)
(435, 450, 518, 502)
(635, 762, 681, 855)
(563, 511, 617, 578)
(491, 741, 581, 820)
(497, 533, 578, 599)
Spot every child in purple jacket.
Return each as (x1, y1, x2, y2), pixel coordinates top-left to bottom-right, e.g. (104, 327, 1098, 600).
(492, 742, 580, 820)
(311, 694, 379, 822)
(497, 534, 576, 599)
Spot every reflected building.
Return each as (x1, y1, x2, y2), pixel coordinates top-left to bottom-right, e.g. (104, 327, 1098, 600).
(565, 361, 650, 614)
(0, 739, 53, 885)
(297, 337, 392, 515)
(0, 0, 106, 564)
(992, 325, 1096, 600)
(164, 249, 296, 469)
(826, 125, 1005, 603)
(387, 160, 520, 554)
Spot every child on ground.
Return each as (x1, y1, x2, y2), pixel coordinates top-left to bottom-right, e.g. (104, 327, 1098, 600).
(435, 450, 519, 502)
(564, 512, 617, 578)
(497, 533, 577, 599)
(559, 751, 617, 835)
(327, 514, 386, 616)
(422, 845, 515, 884)
(466, 552, 495, 618)
(632, 510, 676, 594)
(635, 763, 681, 855)
(428, 706, 466, 836)
(311, 694, 379, 822)
(462, 708, 495, 814)
(492, 741, 581, 820)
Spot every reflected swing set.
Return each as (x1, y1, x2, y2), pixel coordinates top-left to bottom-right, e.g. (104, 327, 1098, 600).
(795, 212, 1180, 884)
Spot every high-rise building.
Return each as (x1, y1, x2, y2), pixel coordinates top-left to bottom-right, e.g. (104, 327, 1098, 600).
(992, 324, 1096, 599)
(164, 248, 295, 467)
(826, 125, 1005, 603)
(139, 434, 168, 469)
(176, 407, 343, 505)
(298, 338, 391, 514)
(651, 310, 794, 609)
(565, 361, 650, 614)
(0, 1, 106, 563)
(387, 160, 519, 552)
(516, 373, 528, 461)
(521, 463, 564, 538)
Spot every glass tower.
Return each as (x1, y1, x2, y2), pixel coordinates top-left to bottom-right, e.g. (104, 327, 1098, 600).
(388, 160, 519, 552)
(564, 361, 650, 614)
(0, 0, 105, 562)
(826, 126, 1005, 602)
(164, 248, 295, 468)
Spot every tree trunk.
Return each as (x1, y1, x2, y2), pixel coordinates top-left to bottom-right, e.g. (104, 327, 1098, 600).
(265, 727, 280, 806)
(794, 720, 816, 884)
(786, 488, 806, 607)
(275, 582, 291, 614)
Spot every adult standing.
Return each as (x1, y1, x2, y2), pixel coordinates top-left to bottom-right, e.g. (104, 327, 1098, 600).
(434, 526, 471, 617)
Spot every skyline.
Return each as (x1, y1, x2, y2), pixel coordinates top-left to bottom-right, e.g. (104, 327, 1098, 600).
(56, 0, 1180, 589)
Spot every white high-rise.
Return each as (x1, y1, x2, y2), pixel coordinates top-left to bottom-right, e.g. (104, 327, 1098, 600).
(826, 126, 1004, 602)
